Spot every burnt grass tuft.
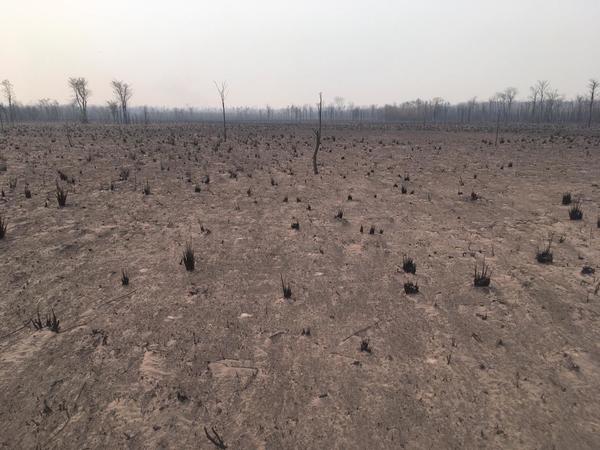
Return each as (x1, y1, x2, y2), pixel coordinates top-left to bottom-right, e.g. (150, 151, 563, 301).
(281, 275, 292, 299)
(404, 281, 419, 295)
(402, 256, 416, 274)
(142, 180, 151, 195)
(119, 167, 130, 181)
(181, 242, 195, 271)
(31, 308, 61, 333)
(568, 202, 583, 220)
(56, 182, 68, 207)
(360, 339, 372, 353)
(536, 236, 554, 264)
(474, 261, 491, 287)
(0, 215, 7, 239)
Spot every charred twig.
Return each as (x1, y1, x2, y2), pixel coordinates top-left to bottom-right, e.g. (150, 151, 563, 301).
(341, 320, 380, 343)
(48, 382, 87, 442)
(204, 426, 227, 449)
(281, 275, 292, 299)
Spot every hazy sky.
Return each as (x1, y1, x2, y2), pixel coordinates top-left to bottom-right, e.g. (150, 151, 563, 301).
(2, 0, 599, 108)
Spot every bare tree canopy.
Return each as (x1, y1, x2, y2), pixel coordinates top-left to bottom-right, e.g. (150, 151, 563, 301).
(111, 80, 133, 124)
(68, 77, 91, 123)
(2, 76, 599, 126)
(503, 87, 518, 119)
(535, 80, 550, 122)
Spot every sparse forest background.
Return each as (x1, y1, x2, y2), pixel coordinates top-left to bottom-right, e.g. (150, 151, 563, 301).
(0, 79, 598, 126)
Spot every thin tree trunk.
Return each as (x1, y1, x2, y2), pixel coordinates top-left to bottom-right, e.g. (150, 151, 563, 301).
(221, 99, 227, 141)
(588, 91, 595, 128)
(312, 93, 322, 175)
(495, 108, 501, 147)
(312, 132, 321, 175)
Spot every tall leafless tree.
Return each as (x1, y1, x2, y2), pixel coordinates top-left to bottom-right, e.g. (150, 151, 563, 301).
(107, 100, 119, 123)
(214, 81, 227, 141)
(503, 87, 518, 121)
(587, 79, 598, 128)
(575, 95, 585, 123)
(529, 85, 538, 120)
(535, 80, 549, 122)
(493, 92, 507, 147)
(432, 97, 444, 122)
(111, 80, 133, 124)
(312, 92, 323, 175)
(467, 97, 477, 123)
(1, 80, 15, 123)
(68, 77, 91, 123)
(545, 89, 562, 122)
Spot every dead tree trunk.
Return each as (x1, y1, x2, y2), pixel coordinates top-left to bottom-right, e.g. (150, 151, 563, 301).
(588, 79, 598, 128)
(312, 93, 323, 175)
(215, 81, 227, 141)
(494, 107, 501, 147)
(221, 98, 227, 141)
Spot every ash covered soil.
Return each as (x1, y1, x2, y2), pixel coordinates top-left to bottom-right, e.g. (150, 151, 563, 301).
(1, 123, 600, 449)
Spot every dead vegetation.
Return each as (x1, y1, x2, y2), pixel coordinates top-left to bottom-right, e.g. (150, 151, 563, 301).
(1, 123, 599, 449)
(474, 260, 492, 287)
(0, 215, 7, 239)
(181, 241, 195, 271)
(55, 182, 68, 207)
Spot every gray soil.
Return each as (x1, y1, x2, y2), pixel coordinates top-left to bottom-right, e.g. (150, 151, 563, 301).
(1, 123, 599, 449)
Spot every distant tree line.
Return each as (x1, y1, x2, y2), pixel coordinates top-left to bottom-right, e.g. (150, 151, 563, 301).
(0, 78, 598, 127)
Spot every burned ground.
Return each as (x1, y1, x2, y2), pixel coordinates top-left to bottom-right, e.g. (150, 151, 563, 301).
(1, 123, 599, 449)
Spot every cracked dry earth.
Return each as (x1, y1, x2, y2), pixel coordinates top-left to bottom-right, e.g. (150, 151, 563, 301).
(1, 123, 600, 449)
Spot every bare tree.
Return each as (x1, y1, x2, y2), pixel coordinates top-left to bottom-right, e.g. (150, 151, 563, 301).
(493, 92, 507, 147)
(333, 96, 345, 121)
(1, 80, 15, 123)
(312, 92, 323, 175)
(432, 97, 444, 122)
(214, 81, 227, 141)
(111, 80, 133, 124)
(467, 97, 477, 123)
(545, 90, 562, 122)
(575, 95, 585, 123)
(143, 106, 149, 125)
(38, 98, 53, 120)
(107, 100, 119, 123)
(503, 87, 518, 121)
(68, 77, 91, 123)
(588, 79, 598, 128)
(529, 85, 538, 120)
(536, 80, 549, 121)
